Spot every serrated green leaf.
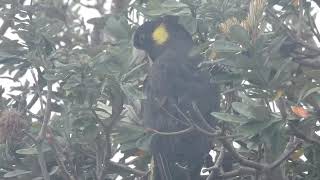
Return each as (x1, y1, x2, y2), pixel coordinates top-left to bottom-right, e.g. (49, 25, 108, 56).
(3, 169, 32, 178)
(95, 102, 112, 119)
(55, 62, 81, 71)
(42, 73, 63, 81)
(189, 42, 211, 57)
(261, 120, 287, 160)
(13, 68, 28, 80)
(121, 82, 145, 101)
(212, 40, 242, 53)
(211, 112, 247, 123)
(136, 133, 154, 152)
(83, 124, 99, 142)
(229, 25, 250, 48)
(218, 55, 253, 69)
(269, 36, 287, 55)
(30, 166, 58, 179)
(119, 141, 138, 152)
(121, 62, 147, 82)
(305, 70, 320, 80)
(232, 102, 270, 121)
(300, 87, 320, 101)
(268, 58, 292, 87)
(113, 124, 145, 144)
(63, 75, 81, 90)
(49, 166, 59, 175)
(238, 120, 274, 137)
(33, 177, 43, 180)
(162, 0, 188, 8)
(105, 16, 130, 40)
(16, 147, 38, 155)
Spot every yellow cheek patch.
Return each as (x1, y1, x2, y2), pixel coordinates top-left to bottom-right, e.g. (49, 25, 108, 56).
(152, 23, 169, 45)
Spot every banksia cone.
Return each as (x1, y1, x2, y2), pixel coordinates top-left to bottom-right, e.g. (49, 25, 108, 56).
(0, 109, 26, 144)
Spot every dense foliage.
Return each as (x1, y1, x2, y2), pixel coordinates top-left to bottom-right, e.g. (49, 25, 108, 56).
(0, 0, 320, 180)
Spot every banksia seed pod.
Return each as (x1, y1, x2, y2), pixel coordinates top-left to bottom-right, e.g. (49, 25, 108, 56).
(0, 109, 27, 144)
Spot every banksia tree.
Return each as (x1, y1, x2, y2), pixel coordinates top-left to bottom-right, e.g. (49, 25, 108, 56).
(0, 0, 320, 180)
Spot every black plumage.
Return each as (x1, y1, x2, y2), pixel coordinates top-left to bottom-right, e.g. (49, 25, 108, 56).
(133, 16, 220, 180)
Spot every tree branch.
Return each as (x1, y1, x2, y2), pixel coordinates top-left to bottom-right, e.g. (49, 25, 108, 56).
(292, 57, 320, 68)
(31, 70, 44, 119)
(268, 137, 302, 170)
(205, 147, 225, 180)
(37, 81, 52, 140)
(192, 102, 217, 132)
(36, 80, 52, 180)
(220, 167, 256, 179)
(47, 129, 76, 180)
(109, 161, 148, 177)
(289, 124, 320, 146)
(78, 147, 148, 177)
(95, 135, 106, 180)
(22, 130, 50, 180)
(37, 143, 51, 180)
(219, 138, 265, 170)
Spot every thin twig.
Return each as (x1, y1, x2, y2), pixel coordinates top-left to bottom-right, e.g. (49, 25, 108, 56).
(109, 161, 148, 176)
(173, 104, 222, 136)
(173, 104, 194, 125)
(297, 0, 303, 38)
(289, 124, 320, 146)
(37, 81, 52, 140)
(22, 130, 51, 180)
(34, 80, 53, 180)
(37, 143, 51, 180)
(26, 68, 44, 111)
(47, 129, 76, 180)
(26, 94, 39, 110)
(291, 58, 320, 68)
(22, 130, 37, 143)
(194, 124, 221, 137)
(159, 104, 190, 126)
(95, 135, 106, 180)
(192, 102, 217, 132)
(148, 127, 194, 136)
(220, 167, 256, 179)
(0, 76, 22, 84)
(31, 70, 44, 117)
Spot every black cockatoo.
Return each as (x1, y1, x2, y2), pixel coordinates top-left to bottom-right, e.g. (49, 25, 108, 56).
(133, 15, 221, 180)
